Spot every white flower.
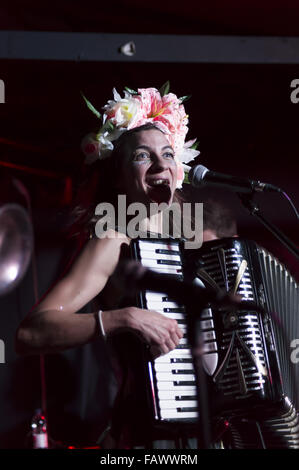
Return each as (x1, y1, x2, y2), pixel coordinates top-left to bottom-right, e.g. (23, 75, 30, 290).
(82, 86, 200, 171)
(81, 131, 118, 164)
(103, 88, 142, 129)
(81, 133, 101, 165)
(98, 131, 114, 151)
(175, 139, 200, 165)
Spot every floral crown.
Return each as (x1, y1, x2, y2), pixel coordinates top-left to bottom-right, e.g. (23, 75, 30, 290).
(81, 82, 200, 188)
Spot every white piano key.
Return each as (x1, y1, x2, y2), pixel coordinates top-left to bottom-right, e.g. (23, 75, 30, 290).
(150, 312, 186, 322)
(154, 362, 195, 372)
(145, 292, 169, 302)
(155, 313, 186, 323)
(148, 308, 185, 318)
(141, 260, 181, 273)
(146, 301, 182, 310)
(138, 240, 180, 252)
(157, 382, 197, 391)
(149, 304, 184, 312)
(159, 400, 198, 410)
(179, 338, 189, 345)
(154, 347, 193, 359)
(156, 372, 196, 382)
(171, 348, 193, 356)
(154, 351, 193, 363)
(157, 390, 197, 401)
(139, 244, 180, 253)
(175, 324, 187, 332)
(160, 410, 198, 419)
(139, 249, 181, 262)
(144, 294, 184, 308)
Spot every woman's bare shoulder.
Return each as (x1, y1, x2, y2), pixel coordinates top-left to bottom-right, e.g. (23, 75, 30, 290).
(32, 230, 131, 315)
(74, 229, 131, 275)
(89, 229, 131, 253)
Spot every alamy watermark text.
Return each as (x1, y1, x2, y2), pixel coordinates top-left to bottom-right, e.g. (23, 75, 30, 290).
(0, 80, 5, 103)
(94, 196, 203, 249)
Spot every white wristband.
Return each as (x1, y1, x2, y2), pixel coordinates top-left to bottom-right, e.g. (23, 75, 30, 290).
(98, 310, 106, 338)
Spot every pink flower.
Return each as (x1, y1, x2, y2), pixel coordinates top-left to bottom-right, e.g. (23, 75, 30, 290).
(134, 88, 189, 156)
(84, 86, 198, 180)
(176, 162, 184, 181)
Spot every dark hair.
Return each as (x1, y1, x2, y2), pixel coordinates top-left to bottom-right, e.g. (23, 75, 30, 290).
(66, 124, 187, 240)
(203, 198, 237, 238)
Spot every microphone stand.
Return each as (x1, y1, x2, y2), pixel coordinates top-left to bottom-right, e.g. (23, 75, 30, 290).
(238, 193, 299, 261)
(184, 299, 212, 450)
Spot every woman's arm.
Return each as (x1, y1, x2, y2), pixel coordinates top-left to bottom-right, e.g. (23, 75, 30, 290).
(15, 231, 182, 355)
(15, 232, 126, 354)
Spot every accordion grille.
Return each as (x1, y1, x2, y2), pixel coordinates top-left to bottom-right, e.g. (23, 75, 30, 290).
(257, 247, 299, 411)
(199, 246, 267, 398)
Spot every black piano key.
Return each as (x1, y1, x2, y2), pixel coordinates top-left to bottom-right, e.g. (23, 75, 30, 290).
(175, 395, 197, 401)
(155, 249, 180, 255)
(163, 307, 186, 313)
(162, 296, 184, 306)
(157, 259, 182, 266)
(176, 344, 191, 349)
(172, 370, 195, 375)
(177, 407, 198, 412)
(174, 381, 196, 386)
(171, 358, 193, 364)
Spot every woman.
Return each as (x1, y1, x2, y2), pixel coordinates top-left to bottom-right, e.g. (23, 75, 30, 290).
(15, 85, 200, 447)
(16, 85, 199, 357)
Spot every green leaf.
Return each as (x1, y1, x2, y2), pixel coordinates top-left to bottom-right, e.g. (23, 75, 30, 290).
(81, 92, 101, 120)
(179, 95, 191, 103)
(96, 119, 115, 139)
(124, 86, 138, 95)
(190, 140, 199, 150)
(159, 81, 170, 96)
(106, 120, 115, 131)
(183, 171, 190, 184)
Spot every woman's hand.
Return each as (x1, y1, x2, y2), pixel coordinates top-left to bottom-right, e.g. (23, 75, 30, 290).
(102, 306, 183, 356)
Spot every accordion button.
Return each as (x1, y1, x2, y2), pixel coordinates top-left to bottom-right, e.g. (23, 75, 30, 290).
(201, 308, 213, 319)
(200, 319, 214, 330)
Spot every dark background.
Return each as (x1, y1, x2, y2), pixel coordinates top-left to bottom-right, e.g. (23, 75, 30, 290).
(0, 1, 298, 448)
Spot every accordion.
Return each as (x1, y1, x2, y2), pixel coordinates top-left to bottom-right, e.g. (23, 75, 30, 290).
(113, 237, 299, 448)
(187, 237, 299, 449)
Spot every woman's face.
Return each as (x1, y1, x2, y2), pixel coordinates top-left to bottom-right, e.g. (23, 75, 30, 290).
(116, 128, 178, 207)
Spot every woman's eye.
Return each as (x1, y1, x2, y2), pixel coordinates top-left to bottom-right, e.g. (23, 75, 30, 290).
(163, 152, 174, 159)
(134, 152, 150, 161)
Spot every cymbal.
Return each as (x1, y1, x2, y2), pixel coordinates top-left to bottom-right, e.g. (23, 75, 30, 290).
(0, 204, 33, 296)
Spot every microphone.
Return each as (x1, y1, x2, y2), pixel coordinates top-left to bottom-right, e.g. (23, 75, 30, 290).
(114, 260, 262, 312)
(188, 164, 281, 194)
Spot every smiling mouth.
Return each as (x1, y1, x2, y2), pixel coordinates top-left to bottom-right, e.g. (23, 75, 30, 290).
(146, 178, 172, 204)
(146, 178, 170, 187)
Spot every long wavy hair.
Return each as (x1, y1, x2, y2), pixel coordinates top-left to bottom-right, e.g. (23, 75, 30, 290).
(66, 124, 187, 242)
